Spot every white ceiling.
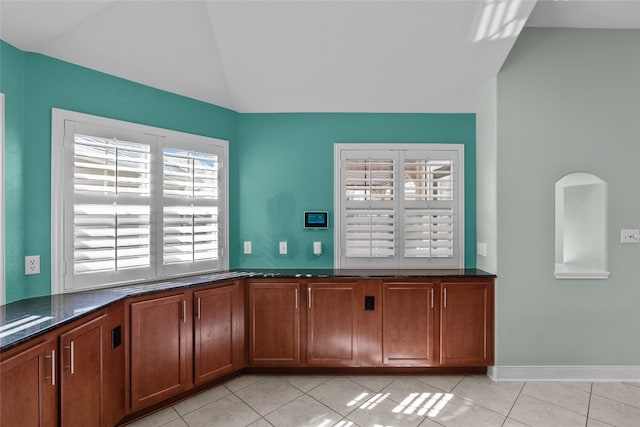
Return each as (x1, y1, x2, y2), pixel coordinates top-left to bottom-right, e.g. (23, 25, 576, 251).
(1, 1, 638, 113)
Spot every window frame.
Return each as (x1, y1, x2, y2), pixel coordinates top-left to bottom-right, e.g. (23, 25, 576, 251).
(51, 108, 229, 294)
(334, 143, 464, 269)
(0, 93, 5, 304)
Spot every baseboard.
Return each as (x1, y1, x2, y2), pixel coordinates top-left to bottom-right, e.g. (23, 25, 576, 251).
(488, 365, 640, 382)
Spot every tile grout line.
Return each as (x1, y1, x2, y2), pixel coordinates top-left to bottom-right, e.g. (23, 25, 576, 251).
(584, 382, 593, 427)
(500, 380, 527, 427)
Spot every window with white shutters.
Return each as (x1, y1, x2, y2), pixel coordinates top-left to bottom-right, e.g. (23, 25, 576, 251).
(335, 144, 463, 269)
(52, 109, 228, 292)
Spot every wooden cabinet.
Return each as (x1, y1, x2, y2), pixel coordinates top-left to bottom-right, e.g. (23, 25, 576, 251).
(382, 281, 437, 366)
(129, 292, 189, 411)
(306, 282, 358, 366)
(248, 281, 300, 365)
(440, 279, 494, 366)
(194, 282, 243, 384)
(59, 314, 106, 426)
(0, 338, 57, 427)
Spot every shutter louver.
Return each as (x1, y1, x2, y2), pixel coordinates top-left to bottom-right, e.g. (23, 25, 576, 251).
(404, 159, 453, 201)
(163, 148, 219, 266)
(345, 209, 395, 257)
(73, 135, 151, 275)
(345, 158, 394, 201)
(404, 209, 454, 258)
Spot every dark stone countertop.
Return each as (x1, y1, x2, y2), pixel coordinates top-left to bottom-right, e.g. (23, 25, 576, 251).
(1, 268, 494, 352)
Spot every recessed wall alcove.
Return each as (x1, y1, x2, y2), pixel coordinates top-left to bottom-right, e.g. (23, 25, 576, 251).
(555, 172, 609, 279)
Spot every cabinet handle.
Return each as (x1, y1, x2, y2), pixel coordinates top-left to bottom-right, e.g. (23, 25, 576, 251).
(443, 288, 447, 308)
(183, 300, 187, 323)
(45, 349, 55, 386)
(197, 297, 201, 320)
(64, 341, 75, 374)
(295, 289, 298, 309)
(430, 288, 434, 308)
(308, 287, 312, 308)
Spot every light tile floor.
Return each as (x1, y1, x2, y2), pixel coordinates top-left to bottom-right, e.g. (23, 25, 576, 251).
(126, 375, 640, 427)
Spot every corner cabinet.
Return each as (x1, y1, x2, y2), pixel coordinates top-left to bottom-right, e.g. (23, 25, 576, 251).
(126, 280, 244, 414)
(440, 279, 494, 366)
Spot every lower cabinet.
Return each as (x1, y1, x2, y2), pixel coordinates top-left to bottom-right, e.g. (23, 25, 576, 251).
(306, 282, 359, 366)
(248, 277, 494, 369)
(0, 338, 57, 427)
(129, 293, 189, 411)
(194, 283, 243, 384)
(440, 279, 494, 366)
(382, 281, 437, 366)
(60, 314, 106, 426)
(127, 280, 244, 414)
(248, 281, 300, 365)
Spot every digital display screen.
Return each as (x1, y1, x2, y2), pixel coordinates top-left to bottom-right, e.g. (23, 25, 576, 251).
(304, 211, 328, 228)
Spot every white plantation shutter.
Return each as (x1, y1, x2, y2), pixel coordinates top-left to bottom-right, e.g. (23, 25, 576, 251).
(66, 124, 154, 287)
(54, 110, 228, 292)
(162, 147, 222, 274)
(336, 145, 463, 269)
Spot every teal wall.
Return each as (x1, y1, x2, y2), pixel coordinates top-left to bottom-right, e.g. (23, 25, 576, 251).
(1, 41, 239, 302)
(0, 41, 26, 303)
(1, 40, 477, 303)
(233, 113, 476, 268)
(493, 28, 640, 365)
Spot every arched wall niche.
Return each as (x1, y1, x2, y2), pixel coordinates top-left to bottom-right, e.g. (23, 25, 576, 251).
(554, 172, 609, 279)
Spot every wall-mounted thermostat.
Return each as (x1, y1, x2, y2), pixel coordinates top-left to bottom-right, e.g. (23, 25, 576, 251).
(304, 211, 328, 229)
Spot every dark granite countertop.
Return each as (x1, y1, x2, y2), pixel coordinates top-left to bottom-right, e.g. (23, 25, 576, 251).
(1, 268, 494, 352)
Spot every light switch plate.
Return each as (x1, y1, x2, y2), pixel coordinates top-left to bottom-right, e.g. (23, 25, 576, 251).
(313, 241, 322, 255)
(477, 242, 487, 257)
(279, 241, 288, 255)
(620, 229, 640, 243)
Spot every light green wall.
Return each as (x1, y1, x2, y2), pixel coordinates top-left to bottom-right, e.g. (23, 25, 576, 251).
(233, 113, 477, 269)
(495, 28, 640, 365)
(476, 78, 498, 274)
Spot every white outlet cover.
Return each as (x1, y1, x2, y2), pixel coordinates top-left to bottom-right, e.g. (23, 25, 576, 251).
(279, 241, 287, 255)
(243, 241, 252, 254)
(25, 255, 40, 275)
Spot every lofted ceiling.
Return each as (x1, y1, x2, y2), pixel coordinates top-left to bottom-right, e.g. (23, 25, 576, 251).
(1, 1, 639, 113)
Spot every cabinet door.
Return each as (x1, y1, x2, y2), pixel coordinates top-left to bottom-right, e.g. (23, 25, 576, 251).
(249, 282, 300, 365)
(60, 314, 106, 426)
(382, 282, 437, 366)
(0, 339, 57, 427)
(130, 293, 189, 410)
(194, 283, 238, 384)
(307, 282, 358, 366)
(440, 280, 494, 366)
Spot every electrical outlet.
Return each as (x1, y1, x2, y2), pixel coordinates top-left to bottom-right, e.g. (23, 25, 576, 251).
(279, 241, 288, 255)
(243, 241, 252, 254)
(25, 255, 40, 275)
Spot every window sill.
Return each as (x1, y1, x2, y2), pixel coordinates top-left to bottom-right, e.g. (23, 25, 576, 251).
(554, 263, 610, 280)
